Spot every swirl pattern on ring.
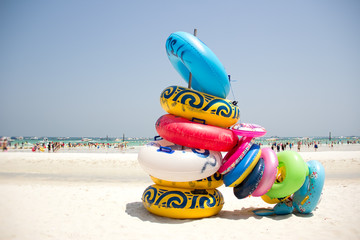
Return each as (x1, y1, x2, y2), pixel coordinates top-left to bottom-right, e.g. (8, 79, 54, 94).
(142, 185, 224, 209)
(160, 86, 239, 120)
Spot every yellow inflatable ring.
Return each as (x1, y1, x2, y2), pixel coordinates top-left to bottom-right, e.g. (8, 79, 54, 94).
(261, 194, 292, 204)
(142, 184, 224, 219)
(160, 86, 239, 128)
(150, 172, 224, 189)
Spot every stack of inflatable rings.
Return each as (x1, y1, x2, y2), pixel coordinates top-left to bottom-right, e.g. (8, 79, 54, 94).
(138, 31, 326, 218)
(138, 31, 240, 219)
(220, 124, 325, 216)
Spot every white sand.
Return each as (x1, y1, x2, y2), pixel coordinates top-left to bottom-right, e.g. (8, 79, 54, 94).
(0, 146, 359, 240)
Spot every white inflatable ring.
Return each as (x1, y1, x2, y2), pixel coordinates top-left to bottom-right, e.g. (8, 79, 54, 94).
(138, 139, 222, 182)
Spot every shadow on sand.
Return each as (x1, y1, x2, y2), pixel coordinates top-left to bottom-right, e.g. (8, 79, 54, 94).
(125, 202, 194, 224)
(126, 202, 311, 222)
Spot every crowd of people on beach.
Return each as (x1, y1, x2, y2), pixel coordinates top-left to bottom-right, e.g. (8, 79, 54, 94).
(28, 141, 129, 152)
(269, 141, 309, 152)
(264, 139, 360, 152)
(268, 141, 314, 152)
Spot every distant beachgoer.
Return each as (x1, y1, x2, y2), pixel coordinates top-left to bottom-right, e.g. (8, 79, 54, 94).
(276, 145, 280, 152)
(297, 141, 301, 151)
(314, 143, 318, 151)
(289, 143, 292, 150)
(2, 139, 8, 151)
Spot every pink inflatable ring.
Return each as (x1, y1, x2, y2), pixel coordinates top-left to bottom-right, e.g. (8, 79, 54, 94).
(231, 123, 266, 137)
(218, 137, 254, 174)
(252, 148, 279, 197)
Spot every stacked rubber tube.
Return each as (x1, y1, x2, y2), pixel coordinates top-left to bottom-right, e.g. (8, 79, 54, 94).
(138, 31, 325, 219)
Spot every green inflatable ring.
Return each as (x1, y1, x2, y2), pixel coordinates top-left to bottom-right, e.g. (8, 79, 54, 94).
(265, 151, 308, 198)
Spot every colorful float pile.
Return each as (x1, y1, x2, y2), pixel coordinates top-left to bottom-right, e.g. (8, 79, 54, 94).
(138, 31, 325, 219)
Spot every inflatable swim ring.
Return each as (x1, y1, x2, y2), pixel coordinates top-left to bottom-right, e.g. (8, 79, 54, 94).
(261, 194, 292, 204)
(231, 123, 267, 137)
(142, 184, 224, 219)
(166, 31, 230, 98)
(138, 139, 222, 182)
(293, 160, 325, 214)
(265, 151, 308, 199)
(160, 86, 239, 128)
(254, 198, 294, 216)
(252, 148, 279, 197)
(218, 137, 254, 174)
(150, 172, 223, 189)
(233, 158, 265, 199)
(273, 199, 294, 215)
(223, 144, 261, 187)
(156, 114, 238, 151)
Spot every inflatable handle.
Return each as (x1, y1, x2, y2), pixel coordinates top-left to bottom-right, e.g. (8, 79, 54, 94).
(157, 146, 174, 154)
(191, 189, 209, 195)
(300, 195, 309, 205)
(154, 135, 163, 141)
(191, 117, 206, 124)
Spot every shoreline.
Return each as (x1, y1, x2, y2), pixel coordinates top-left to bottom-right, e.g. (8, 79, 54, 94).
(1, 147, 360, 182)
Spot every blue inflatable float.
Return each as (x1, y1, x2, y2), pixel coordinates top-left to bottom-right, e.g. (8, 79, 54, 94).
(165, 31, 230, 99)
(224, 144, 261, 187)
(233, 158, 265, 199)
(293, 160, 325, 214)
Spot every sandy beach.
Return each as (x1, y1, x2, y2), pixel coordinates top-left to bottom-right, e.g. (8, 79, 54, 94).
(1, 145, 359, 240)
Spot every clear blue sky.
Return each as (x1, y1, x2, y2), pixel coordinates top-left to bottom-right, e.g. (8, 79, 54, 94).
(1, 0, 359, 138)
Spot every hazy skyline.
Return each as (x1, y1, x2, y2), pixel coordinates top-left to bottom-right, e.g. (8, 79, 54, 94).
(1, 0, 359, 138)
